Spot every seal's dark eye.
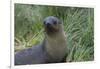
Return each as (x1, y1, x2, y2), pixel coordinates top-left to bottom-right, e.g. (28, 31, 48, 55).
(53, 21, 57, 25)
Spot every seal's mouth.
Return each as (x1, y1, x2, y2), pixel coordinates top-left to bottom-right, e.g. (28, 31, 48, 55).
(45, 25, 59, 34)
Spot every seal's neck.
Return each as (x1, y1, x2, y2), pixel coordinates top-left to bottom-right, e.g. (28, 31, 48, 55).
(44, 29, 67, 61)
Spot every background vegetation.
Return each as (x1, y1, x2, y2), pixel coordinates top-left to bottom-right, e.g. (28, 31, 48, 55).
(14, 4, 94, 62)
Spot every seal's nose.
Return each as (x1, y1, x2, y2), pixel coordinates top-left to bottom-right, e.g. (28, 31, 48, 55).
(44, 22, 51, 27)
(46, 22, 51, 26)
